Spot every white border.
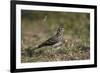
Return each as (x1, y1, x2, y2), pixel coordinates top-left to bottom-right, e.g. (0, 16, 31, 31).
(16, 4, 94, 69)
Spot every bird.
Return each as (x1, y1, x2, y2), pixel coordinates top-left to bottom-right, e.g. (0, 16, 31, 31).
(36, 25, 64, 48)
(27, 24, 64, 57)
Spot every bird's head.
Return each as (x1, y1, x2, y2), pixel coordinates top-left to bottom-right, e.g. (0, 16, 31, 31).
(57, 24, 64, 35)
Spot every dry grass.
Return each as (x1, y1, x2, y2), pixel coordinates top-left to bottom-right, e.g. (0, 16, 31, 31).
(21, 35, 90, 63)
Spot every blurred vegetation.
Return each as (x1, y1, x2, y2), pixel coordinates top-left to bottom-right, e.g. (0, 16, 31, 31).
(21, 10, 90, 63)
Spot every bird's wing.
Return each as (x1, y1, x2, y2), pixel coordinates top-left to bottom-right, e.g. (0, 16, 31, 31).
(37, 35, 58, 48)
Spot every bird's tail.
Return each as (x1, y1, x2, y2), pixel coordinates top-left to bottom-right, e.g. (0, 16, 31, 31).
(33, 45, 41, 50)
(24, 41, 45, 57)
(25, 45, 41, 57)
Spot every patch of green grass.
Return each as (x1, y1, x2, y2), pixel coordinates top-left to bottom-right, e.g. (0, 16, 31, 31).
(21, 39, 90, 63)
